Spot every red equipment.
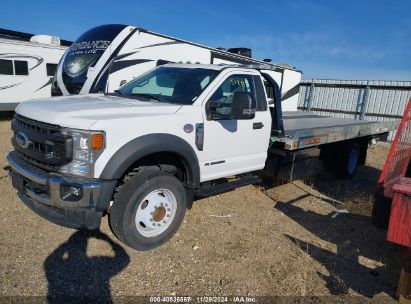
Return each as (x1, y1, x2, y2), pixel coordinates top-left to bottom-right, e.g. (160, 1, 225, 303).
(374, 96, 411, 303)
(388, 179, 411, 247)
(374, 96, 411, 246)
(378, 95, 411, 199)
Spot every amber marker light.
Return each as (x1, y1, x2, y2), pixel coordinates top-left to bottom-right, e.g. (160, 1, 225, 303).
(91, 133, 104, 150)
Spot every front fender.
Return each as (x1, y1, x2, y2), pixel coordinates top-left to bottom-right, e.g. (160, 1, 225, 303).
(99, 133, 200, 187)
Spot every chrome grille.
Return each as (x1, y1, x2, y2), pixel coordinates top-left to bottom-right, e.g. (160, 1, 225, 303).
(14, 114, 60, 135)
(15, 151, 57, 171)
(11, 115, 72, 170)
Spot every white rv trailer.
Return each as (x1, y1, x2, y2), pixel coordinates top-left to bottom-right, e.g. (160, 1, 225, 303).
(54, 24, 302, 111)
(0, 29, 70, 111)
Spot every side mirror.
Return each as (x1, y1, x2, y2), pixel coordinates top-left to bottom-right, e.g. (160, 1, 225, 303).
(231, 92, 256, 120)
(119, 80, 127, 87)
(206, 101, 228, 120)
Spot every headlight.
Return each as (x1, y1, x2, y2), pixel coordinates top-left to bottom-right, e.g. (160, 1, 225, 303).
(59, 129, 105, 178)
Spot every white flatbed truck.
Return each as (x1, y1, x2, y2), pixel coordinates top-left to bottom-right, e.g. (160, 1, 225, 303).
(7, 63, 397, 250)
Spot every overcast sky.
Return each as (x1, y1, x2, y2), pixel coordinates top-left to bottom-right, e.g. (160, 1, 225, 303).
(2, 0, 410, 80)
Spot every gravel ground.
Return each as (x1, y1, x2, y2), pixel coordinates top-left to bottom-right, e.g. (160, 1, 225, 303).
(0, 118, 401, 302)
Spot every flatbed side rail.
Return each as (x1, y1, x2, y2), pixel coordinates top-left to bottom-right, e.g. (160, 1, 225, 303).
(275, 120, 398, 151)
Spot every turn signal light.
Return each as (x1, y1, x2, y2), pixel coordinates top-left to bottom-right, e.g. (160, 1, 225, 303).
(91, 134, 104, 150)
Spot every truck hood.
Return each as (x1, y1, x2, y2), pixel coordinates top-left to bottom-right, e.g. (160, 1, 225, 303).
(15, 94, 183, 129)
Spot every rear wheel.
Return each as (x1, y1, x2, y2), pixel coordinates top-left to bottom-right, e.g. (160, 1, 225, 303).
(336, 142, 361, 179)
(109, 170, 187, 250)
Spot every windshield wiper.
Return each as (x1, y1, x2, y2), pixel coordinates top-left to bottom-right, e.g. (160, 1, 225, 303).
(114, 90, 124, 95)
(130, 93, 165, 102)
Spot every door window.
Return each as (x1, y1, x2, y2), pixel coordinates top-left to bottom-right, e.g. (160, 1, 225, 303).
(208, 74, 255, 116)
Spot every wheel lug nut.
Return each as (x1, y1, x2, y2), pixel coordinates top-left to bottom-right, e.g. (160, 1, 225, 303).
(165, 203, 168, 207)
(167, 215, 170, 217)
(163, 220, 166, 223)
(167, 208, 171, 211)
(150, 219, 153, 221)
(152, 223, 156, 226)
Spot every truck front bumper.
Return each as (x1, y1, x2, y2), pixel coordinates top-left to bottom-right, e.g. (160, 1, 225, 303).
(7, 151, 117, 230)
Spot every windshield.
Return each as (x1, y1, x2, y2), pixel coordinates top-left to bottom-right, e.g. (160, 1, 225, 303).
(117, 66, 219, 105)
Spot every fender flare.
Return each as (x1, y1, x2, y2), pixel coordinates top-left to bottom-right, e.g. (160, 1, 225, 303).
(99, 133, 200, 188)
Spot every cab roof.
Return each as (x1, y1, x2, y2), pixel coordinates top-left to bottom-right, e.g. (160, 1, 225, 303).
(162, 63, 268, 72)
(163, 63, 228, 70)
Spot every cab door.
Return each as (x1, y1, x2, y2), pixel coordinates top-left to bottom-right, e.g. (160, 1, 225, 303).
(199, 71, 271, 182)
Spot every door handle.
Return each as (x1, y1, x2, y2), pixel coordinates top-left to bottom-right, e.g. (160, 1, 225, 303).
(253, 122, 264, 129)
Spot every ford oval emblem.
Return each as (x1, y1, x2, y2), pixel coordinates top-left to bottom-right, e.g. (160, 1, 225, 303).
(16, 132, 30, 149)
(183, 124, 194, 134)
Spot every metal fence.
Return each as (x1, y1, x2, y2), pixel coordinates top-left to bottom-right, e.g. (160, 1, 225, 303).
(298, 79, 411, 140)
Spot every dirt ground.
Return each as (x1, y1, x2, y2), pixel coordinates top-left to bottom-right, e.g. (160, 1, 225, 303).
(0, 117, 402, 303)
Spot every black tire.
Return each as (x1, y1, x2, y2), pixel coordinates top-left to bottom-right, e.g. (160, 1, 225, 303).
(336, 142, 361, 179)
(320, 146, 337, 172)
(109, 170, 187, 250)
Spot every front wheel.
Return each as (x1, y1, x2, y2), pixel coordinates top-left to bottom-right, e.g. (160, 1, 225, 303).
(109, 170, 187, 250)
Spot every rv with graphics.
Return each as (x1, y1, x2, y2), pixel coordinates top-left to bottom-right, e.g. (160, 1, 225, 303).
(53, 24, 302, 112)
(0, 29, 71, 111)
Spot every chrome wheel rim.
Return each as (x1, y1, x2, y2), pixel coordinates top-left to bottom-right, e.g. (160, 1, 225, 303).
(135, 188, 177, 238)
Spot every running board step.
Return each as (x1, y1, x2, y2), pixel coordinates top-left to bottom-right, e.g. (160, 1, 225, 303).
(196, 175, 261, 198)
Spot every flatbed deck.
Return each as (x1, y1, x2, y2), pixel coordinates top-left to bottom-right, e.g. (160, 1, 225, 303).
(273, 111, 398, 151)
